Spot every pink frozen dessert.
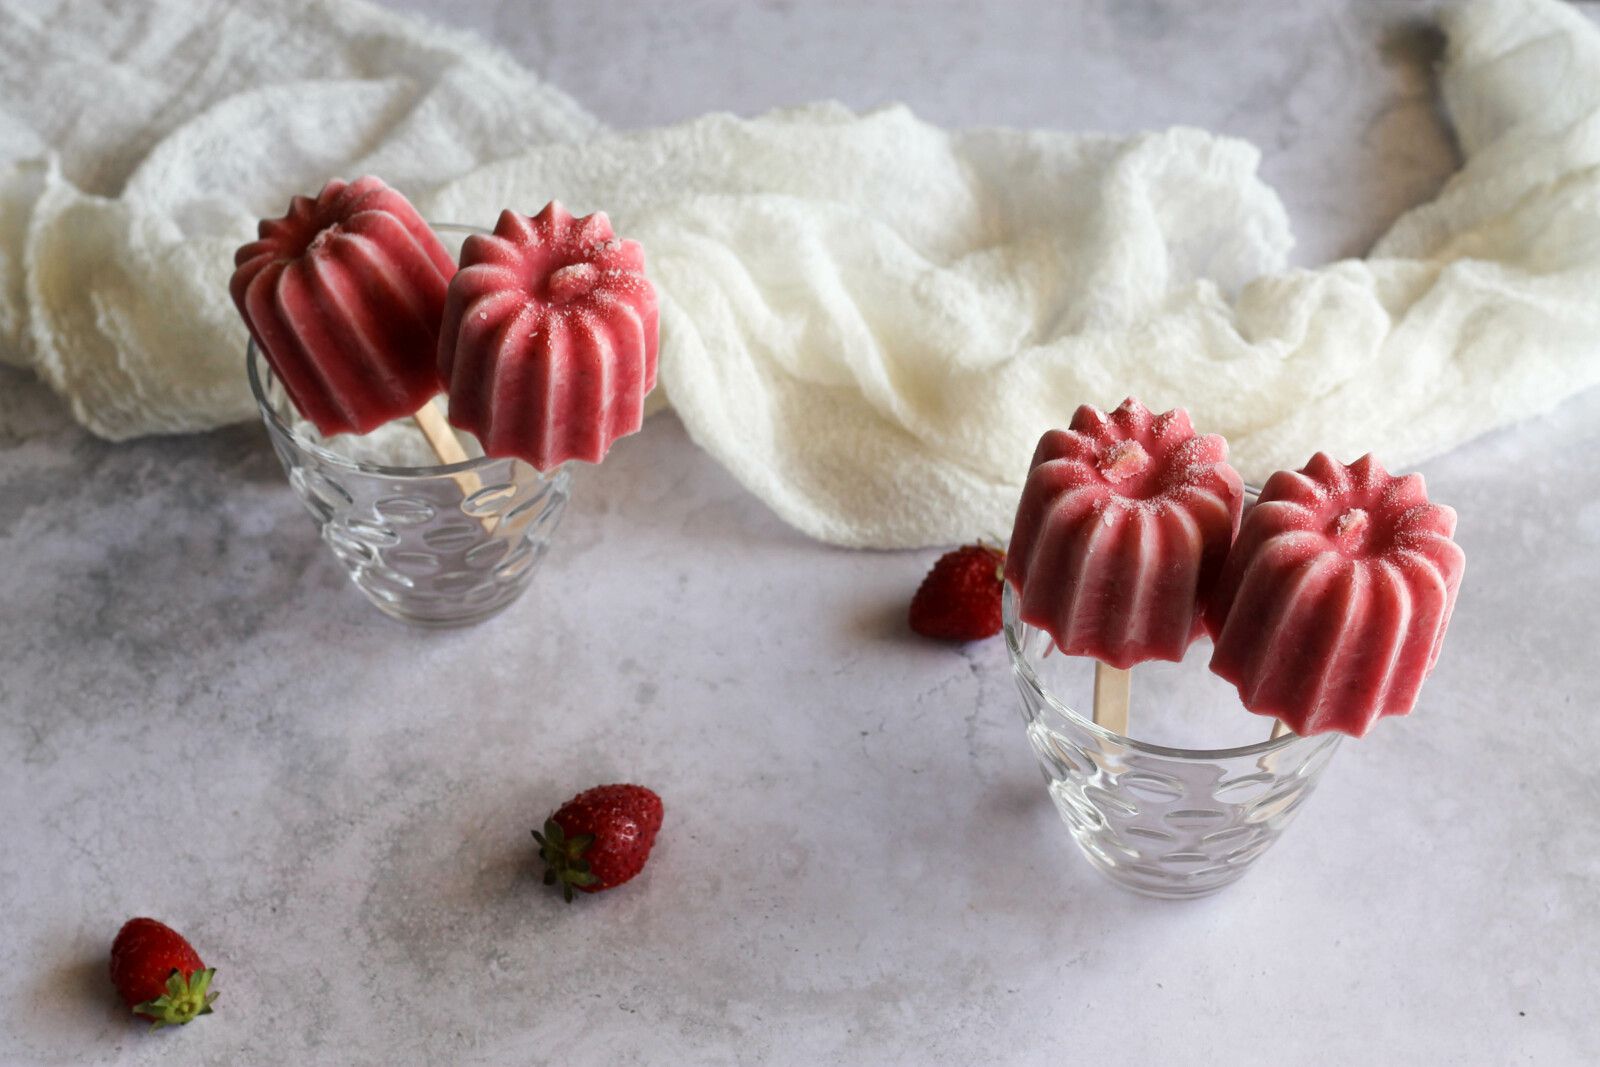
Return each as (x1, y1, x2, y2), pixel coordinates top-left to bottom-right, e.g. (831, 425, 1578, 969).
(437, 202, 659, 471)
(231, 176, 456, 436)
(1005, 398, 1245, 669)
(1205, 453, 1465, 737)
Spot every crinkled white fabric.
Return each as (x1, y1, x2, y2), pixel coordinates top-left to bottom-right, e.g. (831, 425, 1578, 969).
(3, 0, 1599, 548)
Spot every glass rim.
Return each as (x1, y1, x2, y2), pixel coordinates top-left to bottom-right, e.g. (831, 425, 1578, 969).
(1002, 503, 1339, 762)
(244, 222, 520, 479)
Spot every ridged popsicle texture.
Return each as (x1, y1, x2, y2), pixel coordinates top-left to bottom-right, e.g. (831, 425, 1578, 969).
(231, 176, 456, 436)
(438, 203, 659, 471)
(1205, 453, 1465, 738)
(1005, 398, 1244, 669)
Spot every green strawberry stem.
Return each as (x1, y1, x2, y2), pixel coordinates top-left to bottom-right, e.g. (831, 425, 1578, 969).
(532, 818, 600, 903)
(132, 967, 218, 1031)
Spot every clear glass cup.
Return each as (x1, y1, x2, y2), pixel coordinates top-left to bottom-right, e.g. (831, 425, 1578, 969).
(245, 226, 570, 627)
(1003, 582, 1342, 899)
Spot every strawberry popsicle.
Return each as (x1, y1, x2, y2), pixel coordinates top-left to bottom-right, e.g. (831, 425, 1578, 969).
(231, 177, 456, 437)
(1005, 398, 1245, 670)
(437, 203, 659, 472)
(1204, 453, 1465, 737)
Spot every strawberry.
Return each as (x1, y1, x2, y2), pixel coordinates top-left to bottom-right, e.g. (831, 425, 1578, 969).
(108, 918, 217, 1030)
(534, 784, 663, 901)
(909, 543, 1006, 640)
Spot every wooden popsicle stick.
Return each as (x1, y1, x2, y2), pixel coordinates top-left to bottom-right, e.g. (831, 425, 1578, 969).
(1270, 719, 1292, 741)
(411, 396, 469, 466)
(1093, 661, 1132, 736)
(410, 397, 492, 528)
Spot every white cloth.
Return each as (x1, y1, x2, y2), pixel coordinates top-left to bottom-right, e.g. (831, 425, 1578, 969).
(2, 0, 1598, 547)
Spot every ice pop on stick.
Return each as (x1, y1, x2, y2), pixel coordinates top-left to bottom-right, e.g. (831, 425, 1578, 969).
(1204, 453, 1465, 738)
(1007, 398, 1245, 669)
(231, 177, 456, 438)
(437, 203, 658, 472)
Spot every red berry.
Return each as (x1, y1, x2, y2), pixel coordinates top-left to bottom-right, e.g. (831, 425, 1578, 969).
(908, 543, 1006, 641)
(535, 784, 663, 901)
(108, 918, 217, 1031)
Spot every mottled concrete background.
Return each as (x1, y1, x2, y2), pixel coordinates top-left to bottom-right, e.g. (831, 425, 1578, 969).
(3, 2, 1598, 1064)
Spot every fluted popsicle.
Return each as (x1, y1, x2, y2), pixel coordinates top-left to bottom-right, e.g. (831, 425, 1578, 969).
(1006, 397, 1244, 669)
(438, 203, 659, 471)
(1205, 453, 1465, 737)
(231, 176, 456, 436)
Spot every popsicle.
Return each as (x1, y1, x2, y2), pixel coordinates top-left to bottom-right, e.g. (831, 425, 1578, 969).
(231, 176, 457, 438)
(1006, 397, 1245, 672)
(1204, 453, 1465, 738)
(437, 202, 659, 472)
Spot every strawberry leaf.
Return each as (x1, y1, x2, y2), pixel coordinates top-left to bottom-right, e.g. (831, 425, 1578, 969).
(534, 817, 597, 903)
(132, 968, 217, 1031)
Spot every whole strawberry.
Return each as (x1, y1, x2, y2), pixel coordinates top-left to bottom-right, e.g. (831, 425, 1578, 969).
(535, 784, 663, 901)
(109, 918, 217, 1030)
(909, 543, 1006, 640)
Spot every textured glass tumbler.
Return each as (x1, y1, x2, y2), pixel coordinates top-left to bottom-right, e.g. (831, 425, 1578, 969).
(1004, 586, 1341, 898)
(247, 341, 570, 628)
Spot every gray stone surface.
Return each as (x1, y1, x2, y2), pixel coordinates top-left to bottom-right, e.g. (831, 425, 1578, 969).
(3, 1, 1598, 1064)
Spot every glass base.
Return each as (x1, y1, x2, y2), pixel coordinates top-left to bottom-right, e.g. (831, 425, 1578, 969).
(363, 577, 540, 628)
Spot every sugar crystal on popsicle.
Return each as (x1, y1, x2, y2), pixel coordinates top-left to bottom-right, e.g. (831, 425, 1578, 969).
(231, 177, 455, 436)
(1204, 453, 1465, 737)
(437, 203, 659, 472)
(1005, 397, 1244, 669)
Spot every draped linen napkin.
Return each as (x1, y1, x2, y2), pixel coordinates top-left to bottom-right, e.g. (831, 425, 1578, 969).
(2, 0, 1597, 547)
